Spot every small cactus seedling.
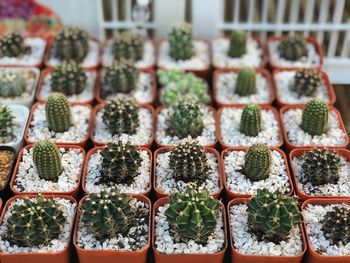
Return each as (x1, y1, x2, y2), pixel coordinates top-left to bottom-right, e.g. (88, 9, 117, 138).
(301, 98, 329, 136)
(0, 71, 26, 97)
(168, 21, 194, 61)
(278, 36, 308, 61)
(0, 105, 14, 140)
(45, 93, 72, 133)
(243, 144, 271, 182)
(228, 30, 247, 58)
(322, 205, 350, 245)
(240, 104, 262, 137)
(111, 31, 144, 62)
(0, 33, 31, 58)
(292, 68, 322, 97)
(235, 68, 257, 96)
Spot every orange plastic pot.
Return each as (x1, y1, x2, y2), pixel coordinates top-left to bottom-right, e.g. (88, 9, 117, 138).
(153, 147, 223, 199)
(228, 198, 307, 263)
(301, 198, 350, 263)
(222, 147, 294, 201)
(0, 194, 76, 263)
(74, 194, 151, 263)
(280, 105, 349, 151)
(152, 197, 227, 263)
(212, 68, 275, 108)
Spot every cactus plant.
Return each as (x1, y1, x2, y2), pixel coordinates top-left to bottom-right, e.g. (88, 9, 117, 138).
(51, 61, 87, 96)
(278, 36, 308, 61)
(111, 31, 144, 62)
(45, 93, 72, 133)
(247, 188, 301, 243)
(240, 104, 262, 137)
(228, 30, 247, 58)
(6, 196, 66, 247)
(81, 188, 136, 239)
(32, 140, 63, 181)
(165, 186, 220, 243)
(301, 98, 329, 136)
(322, 206, 350, 245)
(168, 21, 194, 60)
(0, 33, 31, 58)
(0, 105, 14, 140)
(235, 68, 257, 96)
(292, 68, 322, 97)
(243, 144, 271, 182)
(0, 71, 26, 97)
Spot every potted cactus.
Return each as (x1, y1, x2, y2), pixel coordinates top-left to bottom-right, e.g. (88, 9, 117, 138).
(82, 141, 152, 196)
(25, 93, 92, 147)
(153, 187, 227, 263)
(0, 33, 46, 67)
(218, 104, 283, 149)
(223, 144, 293, 201)
(0, 194, 77, 263)
(153, 140, 222, 199)
(157, 21, 210, 78)
(280, 98, 349, 150)
(0, 146, 16, 196)
(74, 189, 151, 263)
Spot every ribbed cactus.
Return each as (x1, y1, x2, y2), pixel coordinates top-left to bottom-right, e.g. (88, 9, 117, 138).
(0, 71, 26, 97)
(111, 31, 144, 62)
(165, 186, 220, 243)
(45, 93, 72, 133)
(240, 104, 262, 137)
(0, 105, 14, 139)
(247, 188, 301, 243)
(51, 61, 87, 96)
(32, 140, 63, 181)
(278, 36, 308, 61)
(228, 30, 247, 58)
(322, 206, 350, 245)
(292, 68, 322, 97)
(168, 21, 194, 61)
(235, 68, 257, 96)
(0, 33, 31, 58)
(102, 97, 139, 136)
(243, 144, 271, 182)
(81, 188, 136, 239)
(6, 196, 66, 247)
(301, 98, 329, 136)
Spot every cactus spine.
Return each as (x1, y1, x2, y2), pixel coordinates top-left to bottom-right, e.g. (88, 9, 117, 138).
(235, 68, 257, 96)
(0, 33, 31, 58)
(0, 105, 14, 140)
(301, 98, 329, 136)
(278, 36, 308, 61)
(228, 30, 247, 58)
(240, 104, 262, 137)
(168, 21, 194, 60)
(45, 93, 72, 133)
(0, 71, 26, 97)
(292, 68, 322, 97)
(111, 31, 144, 62)
(244, 144, 272, 181)
(322, 206, 350, 245)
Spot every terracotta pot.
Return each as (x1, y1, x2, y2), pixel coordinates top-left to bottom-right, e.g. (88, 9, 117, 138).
(217, 105, 284, 150)
(90, 103, 155, 149)
(35, 67, 98, 105)
(74, 194, 151, 263)
(24, 101, 93, 149)
(212, 68, 275, 108)
(222, 147, 294, 201)
(273, 69, 336, 108)
(10, 144, 85, 198)
(152, 197, 227, 263)
(82, 146, 152, 196)
(0, 146, 17, 195)
(0, 194, 76, 263)
(279, 105, 349, 151)
(153, 147, 223, 199)
(301, 198, 350, 263)
(267, 36, 324, 70)
(228, 198, 307, 263)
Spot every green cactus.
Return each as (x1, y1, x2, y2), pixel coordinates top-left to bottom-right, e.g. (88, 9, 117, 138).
(45, 93, 72, 133)
(322, 206, 350, 245)
(235, 68, 257, 96)
(32, 140, 63, 181)
(247, 188, 301, 243)
(0, 71, 26, 97)
(292, 68, 322, 97)
(278, 36, 308, 61)
(81, 188, 136, 239)
(228, 30, 247, 58)
(51, 61, 87, 96)
(0, 33, 31, 58)
(111, 31, 144, 62)
(243, 144, 271, 182)
(6, 196, 66, 247)
(240, 104, 262, 137)
(0, 105, 14, 140)
(165, 186, 220, 243)
(168, 21, 194, 60)
(301, 98, 329, 136)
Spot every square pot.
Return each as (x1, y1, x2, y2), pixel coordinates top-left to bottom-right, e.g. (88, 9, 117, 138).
(0, 146, 16, 197)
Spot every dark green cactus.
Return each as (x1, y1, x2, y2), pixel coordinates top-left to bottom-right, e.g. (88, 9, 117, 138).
(278, 36, 308, 61)
(6, 196, 66, 247)
(111, 31, 144, 62)
(247, 188, 301, 243)
(0, 33, 31, 58)
(322, 206, 350, 245)
(0, 105, 14, 139)
(0, 71, 26, 97)
(45, 93, 72, 133)
(168, 21, 194, 60)
(301, 98, 329, 136)
(235, 68, 257, 96)
(165, 186, 220, 243)
(243, 144, 271, 182)
(240, 104, 262, 137)
(228, 30, 247, 58)
(32, 140, 63, 181)
(292, 68, 322, 97)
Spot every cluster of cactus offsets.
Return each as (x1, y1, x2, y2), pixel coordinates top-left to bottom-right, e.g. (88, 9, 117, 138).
(52, 26, 90, 63)
(235, 68, 257, 96)
(278, 36, 308, 61)
(322, 206, 350, 245)
(32, 140, 63, 181)
(244, 144, 271, 182)
(51, 61, 87, 96)
(81, 188, 136, 240)
(0, 105, 14, 139)
(301, 98, 329, 136)
(169, 96, 204, 139)
(45, 93, 72, 133)
(102, 97, 139, 136)
(301, 148, 342, 186)
(168, 21, 194, 61)
(240, 104, 262, 137)
(100, 141, 142, 185)
(111, 31, 144, 62)
(165, 186, 220, 243)
(0, 33, 31, 58)
(228, 30, 247, 58)
(104, 59, 139, 94)
(292, 68, 322, 97)
(169, 140, 209, 183)
(6, 196, 66, 247)
(0, 71, 26, 97)
(247, 188, 301, 243)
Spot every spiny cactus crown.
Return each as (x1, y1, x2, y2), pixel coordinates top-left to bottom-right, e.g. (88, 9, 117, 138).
(235, 68, 257, 96)
(322, 205, 350, 245)
(278, 36, 308, 61)
(228, 30, 247, 58)
(0, 33, 31, 58)
(244, 144, 271, 182)
(301, 98, 329, 136)
(0, 105, 14, 139)
(292, 68, 322, 97)
(111, 31, 144, 62)
(45, 93, 72, 133)
(168, 21, 194, 61)
(240, 104, 262, 137)
(0, 71, 26, 97)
